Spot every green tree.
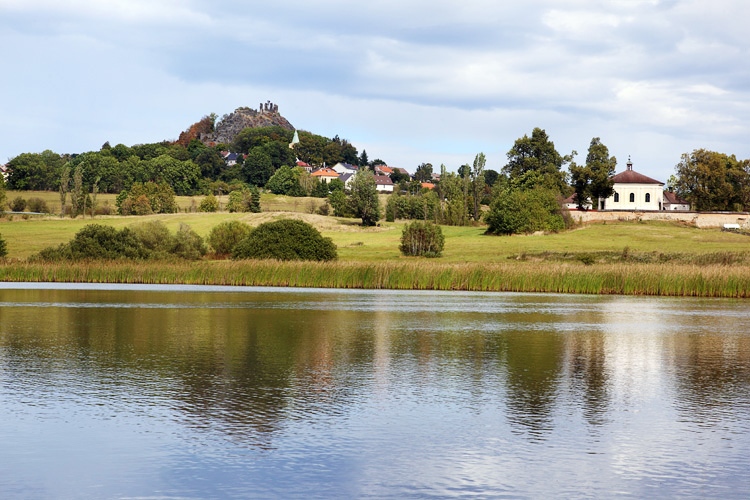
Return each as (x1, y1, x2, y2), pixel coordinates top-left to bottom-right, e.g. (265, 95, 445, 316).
(414, 163, 433, 183)
(147, 154, 201, 195)
(485, 188, 567, 235)
(349, 170, 380, 226)
(266, 165, 304, 196)
(6, 150, 64, 190)
(0, 231, 7, 257)
(199, 194, 219, 212)
(503, 128, 571, 195)
(71, 166, 83, 218)
(359, 149, 369, 167)
(673, 149, 747, 211)
(587, 139, 616, 202)
(470, 153, 486, 221)
(484, 169, 500, 187)
(90, 176, 101, 218)
(243, 148, 275, 187)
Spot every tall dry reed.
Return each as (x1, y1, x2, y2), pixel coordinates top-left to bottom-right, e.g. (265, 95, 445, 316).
(1, 260, 749, 297)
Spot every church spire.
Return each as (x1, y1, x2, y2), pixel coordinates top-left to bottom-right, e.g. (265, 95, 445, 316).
(627, 155, 633, 171)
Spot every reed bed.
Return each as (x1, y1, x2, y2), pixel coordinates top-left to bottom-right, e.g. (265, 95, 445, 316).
(1, 260, 750, 297)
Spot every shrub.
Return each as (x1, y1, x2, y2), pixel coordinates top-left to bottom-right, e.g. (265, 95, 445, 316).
(67, 224, 148, 260)
(399, 221, 445, 257)
(0, 232, 7, 257)
(208, 220, 253, 255)
(10, 196, 26, 212)
(199, 194, 219, 212)
(131, 220, 174, 255)
(485, 188, 566, 235)
(26, 198, 50, 213)
(170, 223, 207, 260)
(232, 219, 337, 261)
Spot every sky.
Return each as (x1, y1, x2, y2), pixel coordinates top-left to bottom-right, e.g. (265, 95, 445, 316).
(1, 0, 749, 181)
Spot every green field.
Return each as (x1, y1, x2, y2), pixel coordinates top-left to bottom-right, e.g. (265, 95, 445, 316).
(3, 191, 750, 296)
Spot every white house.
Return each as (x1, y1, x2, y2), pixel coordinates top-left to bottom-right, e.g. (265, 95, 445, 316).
(332, 162, 358, 175)
(311, 167, 340, 184)
(373, 175, 394, 193)
(600, 158, 664, 211)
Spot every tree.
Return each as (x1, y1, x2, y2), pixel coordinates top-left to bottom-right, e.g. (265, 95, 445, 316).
(6, 150, 64, 190)
(90, 176, 101, 218)
(71, 166, 83, 218)
(243, 148, 275, 187)
(470, 153, 486, 221)
(484, 169, 500, 187)
(485, 188, 567, 235)
(359, 149, 369, 167)
(266, 165, 305, 196)
(586, 138, 616, 209)
(673, 149, 747, 211)
(389, 169, 409, 185)
(0, 231, 6, 257)
(349, 170, 380, 226)
(503, 128, 570, 195)
(414, 163, 433, 183)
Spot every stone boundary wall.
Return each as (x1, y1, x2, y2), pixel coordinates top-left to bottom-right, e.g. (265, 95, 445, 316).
(569, 210, 750, 228)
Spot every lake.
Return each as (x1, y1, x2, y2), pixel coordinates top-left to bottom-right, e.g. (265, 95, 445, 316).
(1, 284, 749, 499)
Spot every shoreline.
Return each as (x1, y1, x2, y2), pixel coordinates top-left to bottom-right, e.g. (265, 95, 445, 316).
(1, 260, 749, 298)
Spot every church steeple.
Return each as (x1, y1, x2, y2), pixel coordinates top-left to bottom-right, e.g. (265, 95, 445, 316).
(627, 156, 633, 171)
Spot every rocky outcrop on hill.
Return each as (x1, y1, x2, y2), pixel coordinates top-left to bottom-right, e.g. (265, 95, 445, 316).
(199, 102, 295, 145)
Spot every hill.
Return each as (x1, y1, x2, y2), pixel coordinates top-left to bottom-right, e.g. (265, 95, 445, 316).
(179, 101, 295, 147)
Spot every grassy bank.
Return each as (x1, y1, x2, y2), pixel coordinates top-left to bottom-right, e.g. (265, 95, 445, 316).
(1, 260, 750, 297)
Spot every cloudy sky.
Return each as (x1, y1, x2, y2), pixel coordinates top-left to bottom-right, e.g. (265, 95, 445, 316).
(2, 0, 749, 181)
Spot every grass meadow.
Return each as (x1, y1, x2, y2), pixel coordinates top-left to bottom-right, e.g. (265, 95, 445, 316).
(2, 190, 750, 296)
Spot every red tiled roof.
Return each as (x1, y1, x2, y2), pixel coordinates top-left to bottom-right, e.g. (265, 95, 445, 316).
(611, 170, 663, 185)
(420, 182, 435, 190)
(311, 168, 339, 177)
(663, 191, 688, 204)
(374, 175, 393, 185)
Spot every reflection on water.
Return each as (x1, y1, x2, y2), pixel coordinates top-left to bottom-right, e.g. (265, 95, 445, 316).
(1, 285, 750, 499)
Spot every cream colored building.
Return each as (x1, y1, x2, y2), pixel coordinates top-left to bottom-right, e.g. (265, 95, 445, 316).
(601, 159, 665, 211)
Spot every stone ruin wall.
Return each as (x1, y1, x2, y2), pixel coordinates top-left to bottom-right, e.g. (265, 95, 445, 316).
(570, 210, 750, 228)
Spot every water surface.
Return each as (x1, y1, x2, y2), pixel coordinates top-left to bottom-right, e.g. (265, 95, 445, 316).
(1, 284, 749, 499)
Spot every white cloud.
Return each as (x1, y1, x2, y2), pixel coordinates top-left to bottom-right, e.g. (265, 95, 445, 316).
(1, 0, 749, 183)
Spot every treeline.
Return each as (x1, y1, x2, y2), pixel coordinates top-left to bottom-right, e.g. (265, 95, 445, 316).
(4, 126, 370, 198)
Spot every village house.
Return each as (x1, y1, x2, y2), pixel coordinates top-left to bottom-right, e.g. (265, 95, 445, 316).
(373, 175, 394, 192)
(311, 167, 340, 184)
(339, 172, 355, 189)
(662, 190, 691, 211)
(296, 160, 313, 173)
(374, 165, 393, 176)
(332, 162, 358, 175)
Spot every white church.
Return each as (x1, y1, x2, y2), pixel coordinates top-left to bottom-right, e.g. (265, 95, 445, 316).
(566, 158, 690, 211)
